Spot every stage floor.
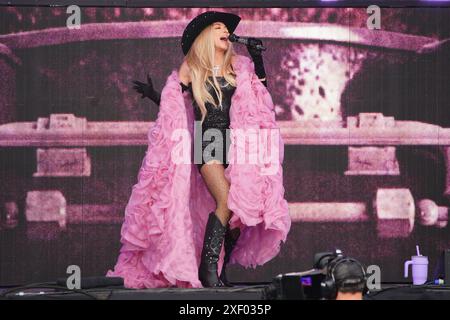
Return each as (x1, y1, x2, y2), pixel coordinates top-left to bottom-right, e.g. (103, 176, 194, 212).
(0, 282, 272, 300)
(2, 282, 450, 300)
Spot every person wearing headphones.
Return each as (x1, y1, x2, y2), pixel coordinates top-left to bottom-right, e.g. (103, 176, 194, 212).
(321, 256, 368, 300)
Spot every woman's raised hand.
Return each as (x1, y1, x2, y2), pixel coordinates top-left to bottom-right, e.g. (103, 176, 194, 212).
(245, 38, 267, 87)
(132, 74, 161, 106)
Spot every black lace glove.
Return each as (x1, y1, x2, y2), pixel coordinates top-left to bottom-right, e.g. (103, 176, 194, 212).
(245, 37, 267, 87)
(132, 74, 161, 105)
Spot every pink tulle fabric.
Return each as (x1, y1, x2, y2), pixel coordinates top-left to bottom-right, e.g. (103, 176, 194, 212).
(106, 54, 291, 288)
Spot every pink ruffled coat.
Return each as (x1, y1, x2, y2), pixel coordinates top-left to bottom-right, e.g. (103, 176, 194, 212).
(106, 54, 291, 288)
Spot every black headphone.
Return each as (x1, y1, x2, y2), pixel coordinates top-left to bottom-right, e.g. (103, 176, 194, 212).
(320, 256, 368, 300)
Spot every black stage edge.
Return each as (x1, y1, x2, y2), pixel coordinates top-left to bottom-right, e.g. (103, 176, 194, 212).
(2, 283, 450, 300)
(0, 283, 272, 300)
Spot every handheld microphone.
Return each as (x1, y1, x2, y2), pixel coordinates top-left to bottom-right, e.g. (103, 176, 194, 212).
(228, 34, 266, 51)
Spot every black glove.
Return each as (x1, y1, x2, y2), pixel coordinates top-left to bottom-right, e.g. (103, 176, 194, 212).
(245, 37, 267, 87)
(132, 74, 161, 106)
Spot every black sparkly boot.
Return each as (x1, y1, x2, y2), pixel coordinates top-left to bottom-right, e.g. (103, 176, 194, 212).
(219, 226, 241, 287)
(198, 212, 227, 287)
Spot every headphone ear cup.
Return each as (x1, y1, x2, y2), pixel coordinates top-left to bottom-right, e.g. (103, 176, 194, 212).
(321, 278, 337, 300)
(358, 261, 368, 295)
(321, 255, 343, 300)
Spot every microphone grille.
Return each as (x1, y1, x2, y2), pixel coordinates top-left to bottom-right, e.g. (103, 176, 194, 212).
(229, 34, 238, 42)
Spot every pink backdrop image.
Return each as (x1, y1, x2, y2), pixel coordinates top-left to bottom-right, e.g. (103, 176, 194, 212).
(0, 6, 449, 286)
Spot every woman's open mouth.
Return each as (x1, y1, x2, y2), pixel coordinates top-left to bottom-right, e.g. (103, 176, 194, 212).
(220, 36, 228, 43)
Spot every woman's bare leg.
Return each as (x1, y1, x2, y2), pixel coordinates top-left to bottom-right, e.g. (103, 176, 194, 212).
(200, 161, 232, 226)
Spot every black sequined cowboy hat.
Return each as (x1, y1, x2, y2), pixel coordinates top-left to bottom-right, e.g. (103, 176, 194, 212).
(181, 11, 241, 56)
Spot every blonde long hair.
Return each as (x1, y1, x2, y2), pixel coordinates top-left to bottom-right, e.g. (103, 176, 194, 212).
(185, 23, 237, 123)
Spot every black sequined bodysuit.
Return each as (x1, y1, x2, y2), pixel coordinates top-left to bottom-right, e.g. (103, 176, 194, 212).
(181, 76, 236, 170)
